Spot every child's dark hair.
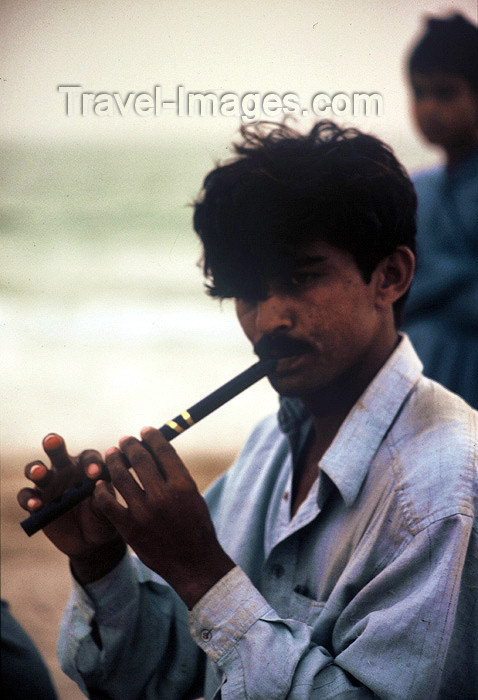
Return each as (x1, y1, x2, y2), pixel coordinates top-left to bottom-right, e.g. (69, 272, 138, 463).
(193, 120, 417, 327)
(407, 13, 478, 91)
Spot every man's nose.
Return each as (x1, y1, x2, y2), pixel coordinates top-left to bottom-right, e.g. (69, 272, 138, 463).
(255, 293, 294, 335)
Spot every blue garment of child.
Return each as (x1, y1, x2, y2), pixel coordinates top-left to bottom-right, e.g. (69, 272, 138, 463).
(404, 147, 478, 408)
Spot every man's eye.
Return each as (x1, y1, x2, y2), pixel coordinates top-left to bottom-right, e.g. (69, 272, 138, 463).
(434, 86, 458, 101)
(412, 86, 424, 101)
(289, 272, 321, 287)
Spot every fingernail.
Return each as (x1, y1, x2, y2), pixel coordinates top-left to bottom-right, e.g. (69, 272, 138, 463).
(43, 434, 62, 450)
(105, 446, 119, 457)
(86, 462, 101, 478)
(27, 498, 41, 511)
(140, 426, 154, 438)
(30, 464, 46, 480)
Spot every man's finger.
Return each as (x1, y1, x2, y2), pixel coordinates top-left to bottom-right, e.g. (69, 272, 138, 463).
(42, 433, 72, 470)
(139, 427, 194, 487)
(78, 449, 107, 480)
(17, 487, 43, 512)
(24, 460, 50, 484)
(93, 479, 128, 529)
(104, 446, 146, 503)
(118, 435, 169, 491)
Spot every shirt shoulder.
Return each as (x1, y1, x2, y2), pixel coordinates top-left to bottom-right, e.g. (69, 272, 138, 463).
(385, 376, 477, 531)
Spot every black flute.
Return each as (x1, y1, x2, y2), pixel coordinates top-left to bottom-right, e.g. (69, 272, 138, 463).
(20, 357, 276, 536)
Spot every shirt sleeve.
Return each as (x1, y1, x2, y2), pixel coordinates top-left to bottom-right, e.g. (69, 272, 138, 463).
(58, 551, 204, 699)
(188, 514, 475, 700)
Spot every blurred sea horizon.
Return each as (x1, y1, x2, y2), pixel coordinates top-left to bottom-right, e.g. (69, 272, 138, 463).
(1, 137, 282, 467)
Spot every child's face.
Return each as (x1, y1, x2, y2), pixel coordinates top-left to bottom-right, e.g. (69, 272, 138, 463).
(410, 72, 478, 151)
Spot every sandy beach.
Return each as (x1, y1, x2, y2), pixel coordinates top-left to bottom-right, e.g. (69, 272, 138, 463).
(1, 449, 233, 699)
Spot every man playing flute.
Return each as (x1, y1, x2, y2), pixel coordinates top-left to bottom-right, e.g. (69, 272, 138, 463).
(18, 120, 477, 699)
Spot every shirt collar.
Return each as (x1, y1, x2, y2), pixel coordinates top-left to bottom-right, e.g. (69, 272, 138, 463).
(278, 334, 423, 507)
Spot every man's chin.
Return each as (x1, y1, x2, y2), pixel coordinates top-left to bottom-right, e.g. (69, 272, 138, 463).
(273, 352, 311, 373)
(266, 355, 334, 400)
(267, 367, 315, 398)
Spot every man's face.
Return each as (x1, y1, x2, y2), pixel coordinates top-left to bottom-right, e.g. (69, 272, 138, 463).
(410, 72, 478, 150)
(235, 240, 395, 402)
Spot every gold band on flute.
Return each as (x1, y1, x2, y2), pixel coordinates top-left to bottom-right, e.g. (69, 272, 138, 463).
(182, 411, 194, 426)
(166, 410, 196, 435)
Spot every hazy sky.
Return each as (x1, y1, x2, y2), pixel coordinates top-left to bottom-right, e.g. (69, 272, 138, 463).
(2, 0, 477, 169)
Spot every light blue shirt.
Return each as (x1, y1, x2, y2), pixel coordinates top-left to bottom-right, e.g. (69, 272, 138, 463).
(59, 335, 477, 699)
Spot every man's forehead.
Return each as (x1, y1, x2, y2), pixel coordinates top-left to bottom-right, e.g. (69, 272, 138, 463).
(411, 72, 470, 88)
(293, 239, 350, 264)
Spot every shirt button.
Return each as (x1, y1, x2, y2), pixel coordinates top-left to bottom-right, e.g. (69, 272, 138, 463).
(282, 491, 289, 501)
(272, 564, 285, 578)
(200, 629, 212, 642)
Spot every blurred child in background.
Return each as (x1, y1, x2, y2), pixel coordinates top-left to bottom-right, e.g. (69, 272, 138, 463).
(404, 13, 478, 408)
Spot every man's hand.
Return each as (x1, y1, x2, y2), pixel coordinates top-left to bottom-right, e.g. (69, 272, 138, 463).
(17, 434, 126, 583)
(94, 427, 235, 608)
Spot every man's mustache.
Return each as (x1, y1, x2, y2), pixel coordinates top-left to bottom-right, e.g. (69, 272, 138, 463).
(254, 334, 313, 360)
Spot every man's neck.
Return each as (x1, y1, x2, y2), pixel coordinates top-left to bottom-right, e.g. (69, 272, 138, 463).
(289, 406, 352, 518)
(290, 341, 395, 518)
(300, 332, 401, 460)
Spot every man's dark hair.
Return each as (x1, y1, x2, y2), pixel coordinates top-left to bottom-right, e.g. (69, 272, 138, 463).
(407, 13, 478, 92)
(193, 120, 417, 327)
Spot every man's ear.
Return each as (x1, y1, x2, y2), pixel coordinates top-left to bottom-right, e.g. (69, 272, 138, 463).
(372, 246, 415, 308)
